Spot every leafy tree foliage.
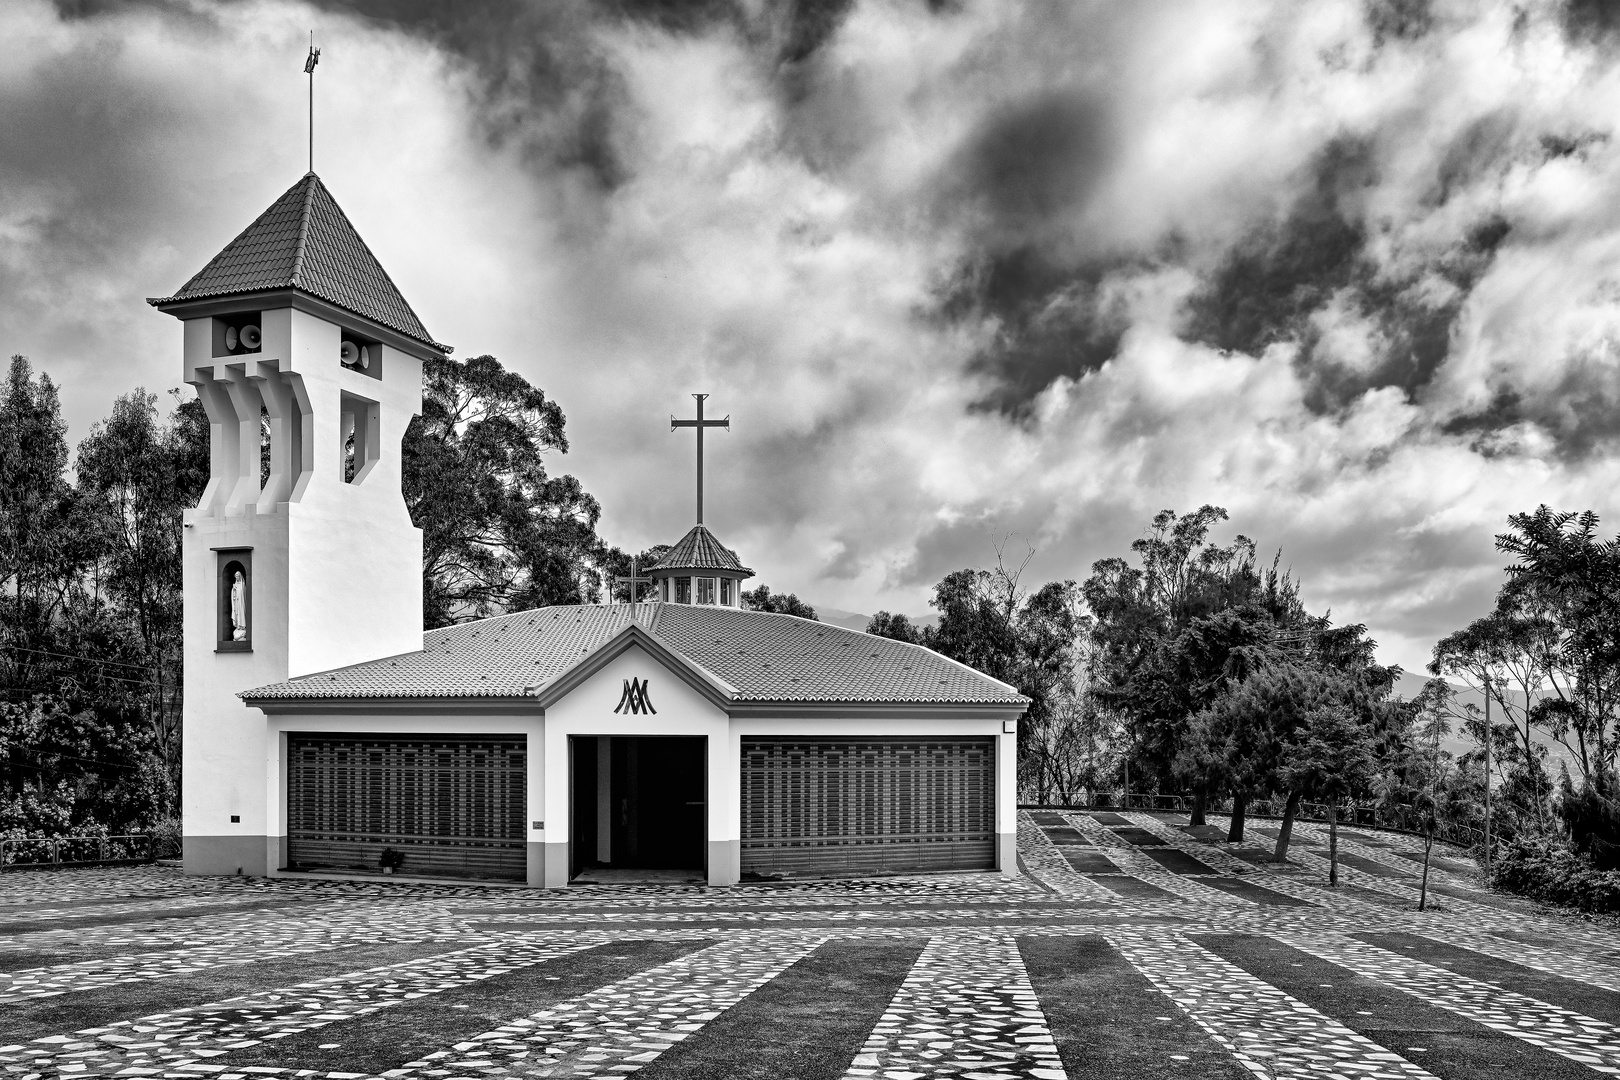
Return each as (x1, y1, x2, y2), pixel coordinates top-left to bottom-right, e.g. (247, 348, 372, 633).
(2, 350, 613, 840)
(742, 585, 818, 620)
(1423, 507, 1620, 881)
(867, 549, 1092, 802)
(0, 358, 202, 839)
(866, 610, 924, 643)
(405, 354, 612, 628)
(603, 545, 670, 604)
(1083, 505, 1317, 827)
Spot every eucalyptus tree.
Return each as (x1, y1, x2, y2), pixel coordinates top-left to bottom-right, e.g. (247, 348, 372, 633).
(404, 354, 611, 628)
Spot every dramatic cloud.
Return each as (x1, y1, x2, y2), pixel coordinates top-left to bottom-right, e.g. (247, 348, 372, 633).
(7, 0, 1620, 670)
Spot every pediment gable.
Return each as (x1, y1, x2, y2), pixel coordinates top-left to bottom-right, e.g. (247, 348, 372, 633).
(529, 624, 734, 714)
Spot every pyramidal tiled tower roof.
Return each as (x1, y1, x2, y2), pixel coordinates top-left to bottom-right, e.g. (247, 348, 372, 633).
(649, 524, 753, 576)
(148, 173, 448, 353)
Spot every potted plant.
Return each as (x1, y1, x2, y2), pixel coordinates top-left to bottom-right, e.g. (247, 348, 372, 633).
(379, 847, 403, 875)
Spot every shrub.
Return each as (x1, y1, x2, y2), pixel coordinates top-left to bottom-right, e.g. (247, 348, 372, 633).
(149, 817, 182, 859)
(1490, 832, 1620, 914)
(1561, 773, 1620, 871)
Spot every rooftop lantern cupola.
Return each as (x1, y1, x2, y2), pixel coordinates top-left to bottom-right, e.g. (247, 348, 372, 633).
(648, 524, 753, 606)
(648, 393, 752, 606)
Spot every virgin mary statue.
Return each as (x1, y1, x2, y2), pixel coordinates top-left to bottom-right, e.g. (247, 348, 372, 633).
(230, 571, 247, 640)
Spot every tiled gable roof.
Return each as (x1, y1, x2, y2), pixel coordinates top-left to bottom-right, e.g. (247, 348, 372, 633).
(148, 173, 447, 352)
(242, 603, 1023, 707)
(649, 525, 753, 575)
(651, 605, 1015, 703)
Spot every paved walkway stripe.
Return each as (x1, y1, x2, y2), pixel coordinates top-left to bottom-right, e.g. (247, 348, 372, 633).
(1426, 927, 1620, 995)
(1124, 814, 1351, 908)
(1106, 931, 1437, 1079)
(385, 934, 824, 1078)
(1015, 816, 1119, 901)
(0, 937, 597, 1078)
(1280, 932, 1620, 1073)
(844, 930, 1066, 1080)
(1198, 932, 1599, 1080)
(1069, 817, 1249, 907)
(0, 937, 369, 1004)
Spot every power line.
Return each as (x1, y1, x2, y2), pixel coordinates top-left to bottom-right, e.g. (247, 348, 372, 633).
(1, 745, 148, 773)
(0, 643, 166, 674)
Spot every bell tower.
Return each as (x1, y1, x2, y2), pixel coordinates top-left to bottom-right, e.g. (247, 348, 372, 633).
(150, 172, 448, 876)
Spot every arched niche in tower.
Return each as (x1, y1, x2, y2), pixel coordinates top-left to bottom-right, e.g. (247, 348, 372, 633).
(215, 548, 252, 653)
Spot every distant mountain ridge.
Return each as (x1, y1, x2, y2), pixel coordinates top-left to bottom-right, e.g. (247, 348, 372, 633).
(813, 606, 939, 634)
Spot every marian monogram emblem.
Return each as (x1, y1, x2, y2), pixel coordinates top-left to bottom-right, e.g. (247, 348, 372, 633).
(614, 677, 656, 715)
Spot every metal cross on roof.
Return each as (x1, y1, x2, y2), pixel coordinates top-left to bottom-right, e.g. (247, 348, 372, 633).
(615, 556, 655, 618)
(670, 394, 729, 525)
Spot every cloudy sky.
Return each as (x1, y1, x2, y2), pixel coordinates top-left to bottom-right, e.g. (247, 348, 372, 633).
(6, 0, 1620, 671)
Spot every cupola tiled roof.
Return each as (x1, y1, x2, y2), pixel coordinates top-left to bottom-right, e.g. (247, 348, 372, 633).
(648, 524, 753, 576)
(147, 173, 448, 353)
(242, 603, 1025, 708)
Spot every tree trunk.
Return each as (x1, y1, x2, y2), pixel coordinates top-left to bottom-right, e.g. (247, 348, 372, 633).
(1190, 791, 1207, 828)
(1272, 790, 1302, 863)
(1327, 803, 1339, 886)
(1419, 832, 1433, 911)
(1227, 791, 1247, 843)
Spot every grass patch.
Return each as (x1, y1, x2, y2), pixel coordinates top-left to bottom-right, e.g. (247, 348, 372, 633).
(0, 898, 318, 935)
(1199, 932, 1593, 1080)
(1357, 932, 1620, 1023)
(230, 938, 711, 1074)
(637, 940, 923, 1079)
(1020, 934, 1250, 1079)
(1, 939, 466, 1044)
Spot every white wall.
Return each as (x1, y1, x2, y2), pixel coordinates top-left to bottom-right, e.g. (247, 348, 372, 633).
(180, 304, 425, 876)
(541, 644, 730, 886)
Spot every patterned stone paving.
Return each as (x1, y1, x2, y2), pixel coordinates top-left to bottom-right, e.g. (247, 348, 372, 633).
(1279, 933, 1620, 1073)
(1105, 931, 1437, 1079)
(389, 935, 821, 1078)
(844, 930, 1065, 1080)
(0, 940, 599, 1077)
(0, 812, 1614, 1080)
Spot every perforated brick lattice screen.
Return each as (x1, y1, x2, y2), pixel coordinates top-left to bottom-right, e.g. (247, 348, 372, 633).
(741, 737, 995, 877)
(287, 733, 526, 881)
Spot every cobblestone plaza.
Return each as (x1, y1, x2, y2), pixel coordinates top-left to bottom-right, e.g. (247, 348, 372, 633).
(2, 809, 1614, 1080)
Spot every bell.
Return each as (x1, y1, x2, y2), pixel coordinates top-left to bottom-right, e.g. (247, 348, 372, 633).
(224, 326, 239, 351)
(239, 324, 261, 350)
(340, 340, 360, 365)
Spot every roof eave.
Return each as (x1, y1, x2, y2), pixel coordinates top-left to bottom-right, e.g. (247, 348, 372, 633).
(147, 287, 452, 359)
(242, 694, 540, 714)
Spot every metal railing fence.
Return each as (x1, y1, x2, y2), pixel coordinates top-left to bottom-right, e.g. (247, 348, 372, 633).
(1020, 791, 1483, 849)
(0, 834, 167, 871)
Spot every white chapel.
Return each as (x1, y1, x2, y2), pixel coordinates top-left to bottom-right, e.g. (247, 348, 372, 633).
(153, 172, 1027, 887)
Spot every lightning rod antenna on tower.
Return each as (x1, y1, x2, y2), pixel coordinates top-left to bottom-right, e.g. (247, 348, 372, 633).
(304, 32, 321, 173)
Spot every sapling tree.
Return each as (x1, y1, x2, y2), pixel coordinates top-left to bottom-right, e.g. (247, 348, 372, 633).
(1278, 703, 1380, 885)
(1415, 792, 1439, 910)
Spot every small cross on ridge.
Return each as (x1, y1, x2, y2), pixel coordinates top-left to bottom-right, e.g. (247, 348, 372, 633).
(615, 555, 656, 617)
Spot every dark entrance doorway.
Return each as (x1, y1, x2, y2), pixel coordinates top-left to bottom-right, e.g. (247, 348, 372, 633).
(570, 736, 705, 881)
